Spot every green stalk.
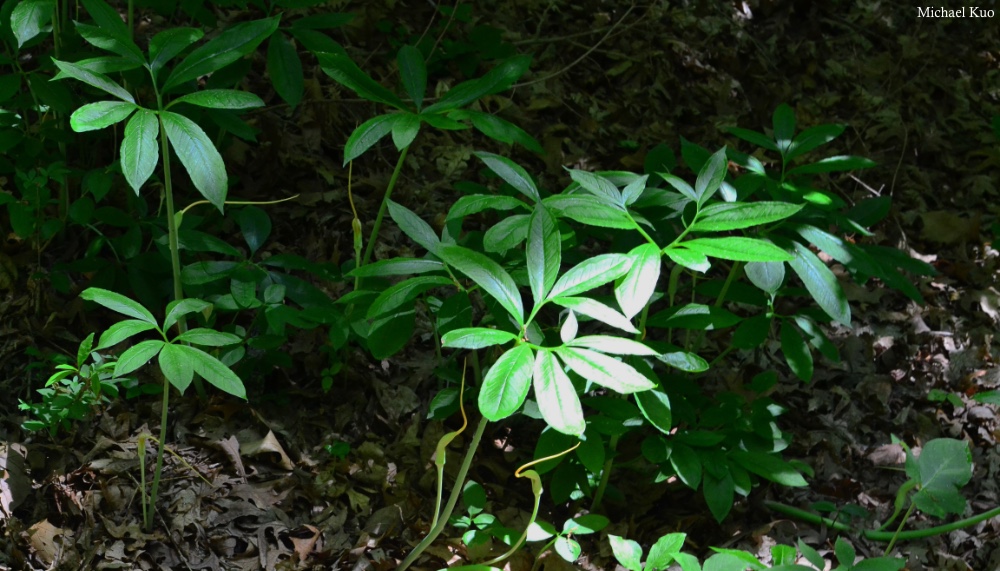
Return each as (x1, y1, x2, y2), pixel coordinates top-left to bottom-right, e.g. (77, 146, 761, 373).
(396, 415, 489, 571)
(360, 145, 410, 268)
(764, 500, 1000, 542)
(144, 377, 169, 532)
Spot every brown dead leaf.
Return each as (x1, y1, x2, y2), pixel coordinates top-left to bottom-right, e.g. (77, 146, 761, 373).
(240, 430, 294, 471)
(25, 519, 68, 566)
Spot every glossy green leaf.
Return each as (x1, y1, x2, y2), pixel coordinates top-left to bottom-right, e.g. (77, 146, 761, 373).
(547, 254, 631, 300)
(160, 111, 228, 211)
(81, 287, 157, 324)
(780, 319, 813, 382)
(12, 0, 55, 48)
(158, 343, 194, 392)
(397, 45, 426, 110)
(660, 173, 697, 202)
(670, 443, 701, 488)
(615, 243, 660, 319)
(387, 199, 440, 254)
(483, 214, 529, 252)
(745, 261, 785, 295)
(96, 319, 158, 350)
(473, 151, 540, 202)
(772, 103, 796, 155)
(569, 169, 621, 205)
(446, 194, 527, 221)
(533, 351, 584, 435)
(563, 514, 609, 535)
(367, 309, 415, 359)
(164, 17, 280, 92)
(785, 155, 876, 176)
(288, 28, 345, 56)
(423, 55, 531, 114)
(694, 147, 728, 205)
(704, 471, 735, 522)
(74, 23, 144, 64)
(343, 113, 399, 163)
(170, 89, 265, 110)
(267, 32, 303, 107)
(909, 438, 972, 518)
(555, 348, 654, 393)
(664, 247, 711, 273)
(690, 201, 802, 232)
(726, 126, 778, 152)
(786, 123, 844, 161)
(636, 388, 672, 434)
(551, 297, 638, 334)
(732, 314, 771, 350)
(439, 245, 523, 325)
(162, 298, 212, 332)
(682, 237, 792, 262)
(479, 345, 533, 421)
(171, 344, 246, 399)
(555, 196, 634, 229)
(120, 109, 158, 193)
(785, 240, 851, 325)
(70, 100, 136, 132)
(348, 258, 444, 277)
(51, 59, 134, 103)
(608, 535, 643, 571)
(555, 536, 582, 562)
(149, 27, 203, 76)
(317, 52, 407, 109)
(452, 109, 543, 153)
(175, 328, 241, 346)
(390, 112, 420, 150)
(730, 449, 807, 486)
(526, 206, 560, 308)
(442, 327, 517, 349)
(656, 351, 710, 373)
(114, 339, 165, 377)
(566, 336, 657, 356)
(235, 206, 270, 255)
(367, 276, 452, 318)
(80, 0, 129, 38)
(621, 174, 648, 206)
(647, 533, 686, 571)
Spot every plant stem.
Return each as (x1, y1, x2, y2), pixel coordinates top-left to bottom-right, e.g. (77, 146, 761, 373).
(361, 145, 410, 268)
(396, 415, 488, 571)
(145, 378, 170, 532)
(764, 500, 1000, 542)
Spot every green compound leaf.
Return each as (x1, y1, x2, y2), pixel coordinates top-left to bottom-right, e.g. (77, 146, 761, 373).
(120, 109, 159, 193)
(533, 350, 585, 436)
(780, 319, 813, 382)
(70, 100, 136, 132)
(164, 16, 279, 92)
(689, 201, 803, 232)
(81, 287, 157, 324)
(682, 237, 793, 263)
(396, 45, 427, 111)
(555, 347, 655, 394)
(784, 239, 851, 326)
(317, 51, 407, 109)
(160, 111, 228, 212)
(442, 327, 517, 349)
(343, 113, 399, 164)
(479, 345, 533, 421)
(439, 244, 524, 326)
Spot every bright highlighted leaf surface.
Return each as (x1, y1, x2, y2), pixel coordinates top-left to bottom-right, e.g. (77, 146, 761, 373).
(479, 345, 534, 421)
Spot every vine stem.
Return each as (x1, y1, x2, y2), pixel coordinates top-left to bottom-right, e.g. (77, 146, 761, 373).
(764, 500, 1000, 542)
(397, 415, 489, 571)
(361, 145, 410, 268)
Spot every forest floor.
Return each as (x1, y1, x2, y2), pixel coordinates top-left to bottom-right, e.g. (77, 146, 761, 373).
(2, 1, 1000, 570)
